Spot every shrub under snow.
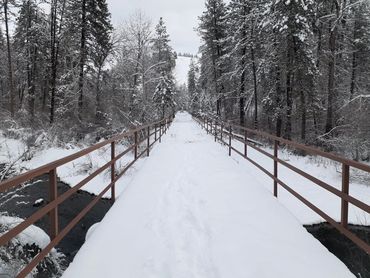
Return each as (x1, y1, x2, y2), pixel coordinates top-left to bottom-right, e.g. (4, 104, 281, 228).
(0, 215, 65, 278)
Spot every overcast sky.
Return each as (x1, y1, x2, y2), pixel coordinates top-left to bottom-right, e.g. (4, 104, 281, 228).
(107, 0, 207, 54)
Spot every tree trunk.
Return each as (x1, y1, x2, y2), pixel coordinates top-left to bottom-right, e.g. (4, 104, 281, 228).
(325, 24, 337, 133)
(275, 64, 283, 137)
(251, 46, 258, 129)
(349, 17, 359, 101)
(285, 38, 293, 140)
(78, 0, 87, 120)
(49, 0, 66, 123)
(250, 18, 258, 129)
(239, 46, 246, 126)
(95, 67, 102, 122)
(300, 91, 306, 141)
(4, 0, 15, 117)
(325, 2, 341, 134)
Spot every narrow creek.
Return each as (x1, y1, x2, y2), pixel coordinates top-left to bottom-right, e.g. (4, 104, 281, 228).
(306, 223, 370, 278)
(0, 174, 112, 272)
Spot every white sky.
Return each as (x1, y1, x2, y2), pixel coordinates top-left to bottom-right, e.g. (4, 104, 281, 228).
(107, 0, 207, 54)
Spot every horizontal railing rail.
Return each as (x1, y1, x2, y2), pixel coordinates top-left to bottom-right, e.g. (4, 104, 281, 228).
(0, 115, 174, 278)
(194, 114, 370, 255)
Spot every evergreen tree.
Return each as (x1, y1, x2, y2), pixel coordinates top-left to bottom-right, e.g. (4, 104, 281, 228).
(64, 0, 113, 120)
(13, 0, 48, 121)
(187, 59, 199, 113)
(0, 27, 7, 105)
(198, 0, 227, 116)
(153, 73, 176, 118)
(152, 17, 176, 75)
(89, 0, 113, 122)
(226, 0, 261, 127)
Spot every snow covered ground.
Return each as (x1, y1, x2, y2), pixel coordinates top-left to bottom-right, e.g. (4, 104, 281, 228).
(63, 112, 355, 278)
(174, 56, 192, 86)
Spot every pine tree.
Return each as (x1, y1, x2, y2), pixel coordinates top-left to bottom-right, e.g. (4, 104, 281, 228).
(49, 0, 67, 124)
(88, 0, 113, 122)
(13, 0, 48, 121)
(226, 0, 261, 127)
(153, 73, 176, 118)
(2, 0, 17, 117)
(263, 0, 315, 139)
(198, 0, 227, 116)
(152, 17, 175, 75)
(64, 0, 113, 121)
(187, 59, 199, 113)
(0, 27, 7, 105)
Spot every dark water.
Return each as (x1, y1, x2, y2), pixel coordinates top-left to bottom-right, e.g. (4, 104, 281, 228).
(306, 223, 370, 278)
(0, 174, 112, 267)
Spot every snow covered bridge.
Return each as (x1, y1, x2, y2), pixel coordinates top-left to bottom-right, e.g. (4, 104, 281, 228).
(1, 112, 369, 278)
(62, 113, 356, 278)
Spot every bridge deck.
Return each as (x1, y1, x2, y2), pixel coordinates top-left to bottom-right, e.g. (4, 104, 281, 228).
(63, 113, 354, 278)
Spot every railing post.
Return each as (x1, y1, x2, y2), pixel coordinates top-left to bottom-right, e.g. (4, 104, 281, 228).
(147, 126, 150, 157)
(155, 124, 157, 141)
(49, 169, 58, 240)
(221, 123, 223, 142)
(341, 164, 350, 229)
(274, 140, 279, 198)
(159, 122, 162, 143)
(229, 125, 232, 156)
(214, 120, 217, 142)
(134, 130, 138, 159)
(244, 130, 248, 158)
(111, 141, 116, 202)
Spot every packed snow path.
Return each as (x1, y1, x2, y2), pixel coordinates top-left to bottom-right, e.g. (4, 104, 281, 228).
(63, 113, 354, 278)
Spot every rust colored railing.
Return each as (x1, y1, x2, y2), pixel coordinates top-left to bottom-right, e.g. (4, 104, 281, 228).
(0, 116, 174, 277)
(194, 115, 370, 255)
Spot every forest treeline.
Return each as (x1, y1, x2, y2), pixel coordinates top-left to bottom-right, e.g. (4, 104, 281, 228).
(0, 1, 178, 142)
(189, 0, 370, 160)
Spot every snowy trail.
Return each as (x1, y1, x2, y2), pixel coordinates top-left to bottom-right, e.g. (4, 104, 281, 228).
(63, 112, 354, 278)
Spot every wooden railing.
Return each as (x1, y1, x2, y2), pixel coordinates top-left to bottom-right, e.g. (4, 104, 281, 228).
(0, 115, 174, 277)
(194, 114, 370, 255)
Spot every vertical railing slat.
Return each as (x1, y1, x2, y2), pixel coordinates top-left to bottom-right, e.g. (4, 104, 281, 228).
(341, 164, 350, 229)
(49, 169, 58, 240)
(229, 125, 232, 156)
(147, 126, 150, 157)
(111, 141, 116, 202)
(134, 131, 138, 159)
(274, 140, 279, 198)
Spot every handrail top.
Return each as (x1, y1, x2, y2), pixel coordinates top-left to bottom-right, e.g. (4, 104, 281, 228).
(201, 115, 370, 173)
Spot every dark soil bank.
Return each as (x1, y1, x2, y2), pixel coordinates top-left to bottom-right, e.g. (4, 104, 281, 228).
(0, 174, 112, 267)
(306, 223, 370, 278)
